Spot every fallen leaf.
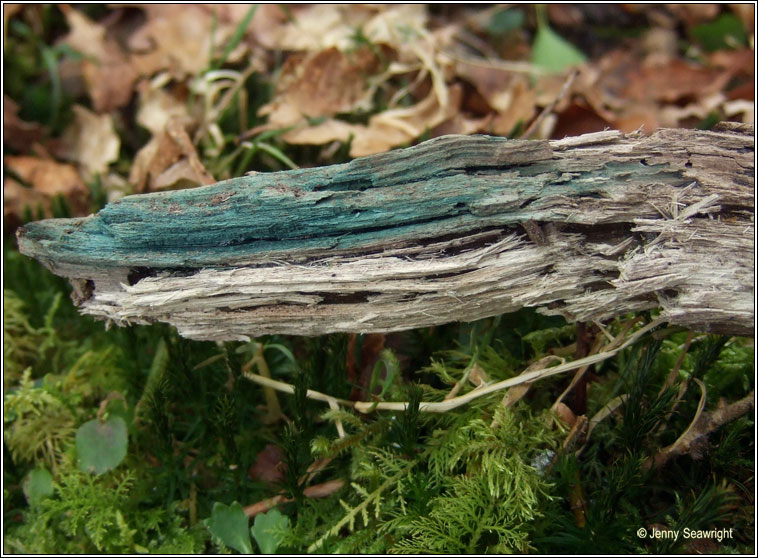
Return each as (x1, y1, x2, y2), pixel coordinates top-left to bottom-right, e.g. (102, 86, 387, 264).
(553, 401, 577, 427)
(531, 22, 587, 73)
(128, 5, 245, 79)
(640, 27, 679, 65)
(729, 3, 755, 34)
(260, 4, 427, 52)
(3, 95, 48, 153)
(150, 159, 207, 190)
(136, 80, 192, 136)
(130, 116, 214, 192)
(657, 93, 726, 128)
(549, 103, 613, 138)
(576, 47, 752, 131)
(258, 46, 382, 130)
(3, 4, 23, 41)
(619, 55, 733, 103)
(455, 58, 520, 113)
(722, 99, 754, 124)
(302, 478, 345, 498)
(468, 363, 489, 387)
(489, 77, 537, 136)
(4, 156, 89, 225)
(221, 4, 289, 51)
(266, 71, 462, 158)
(60, 6, 137, 112)
(665, 4, 721, 27)
(612, 110, 661, 134)
(350, 83, 463, 157)
(129, 134, 181, 192)
(431, 112, 492, 136)
(59, 105, 120, 178)
(248, 444, 286, 484)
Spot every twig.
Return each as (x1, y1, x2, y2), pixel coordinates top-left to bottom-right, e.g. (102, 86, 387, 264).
(583, 394, 628, 448)
(243, 479, 345, 518)
(243, 317, 665, 414)
(327, 398, 346, 439)
(444, 353, 478, 400)
(522, 68, 578, 139)
(243, 344, 283, 424)
(492, 355, 564, 428)
(551, 316, 642, 412)
(643, 383, 755, 471)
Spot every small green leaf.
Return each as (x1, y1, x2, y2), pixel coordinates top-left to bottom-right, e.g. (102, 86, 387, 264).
(23, 467, 54, 506)
(76, 415, 128, 475)
(531, 23, 587, 73)
(208, 501, 253, 554)
(252, 508, 290, 554)
(691, 13, 748, 52)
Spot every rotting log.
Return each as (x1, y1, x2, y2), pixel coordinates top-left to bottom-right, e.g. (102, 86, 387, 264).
(16, 123, 755, 341)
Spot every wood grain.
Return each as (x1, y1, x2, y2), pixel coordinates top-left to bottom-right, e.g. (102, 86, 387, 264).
(17, 123, 754, 340)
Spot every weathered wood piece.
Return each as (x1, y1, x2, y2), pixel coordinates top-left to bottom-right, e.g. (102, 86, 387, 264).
(17, 123, 754, 340)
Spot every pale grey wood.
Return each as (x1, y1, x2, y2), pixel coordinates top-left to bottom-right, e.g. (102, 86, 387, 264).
(17, 123, 755, 340)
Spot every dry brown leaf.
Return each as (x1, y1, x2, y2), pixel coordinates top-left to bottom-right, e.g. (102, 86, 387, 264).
(729, 4, 755, 34)
(549, 103, 613, 140)
(213, 4, 289, 50)
(455, 59, 520, 113)
(303, 479, 345, 498)
(248, 443, 285, 484)
(490, 78, 537, 136)
(3, 4, 23, 41)
(59, 105, 120, 178)
(127, 5, 243, 79)
(709, 48, 755, 78)
(280, 83, 463, 158)
(130, 117, 214, 192)
(349, 83, 463, 157)
(640, 28, 679, 65)
(60, 6, 137, 112)
(467, 363, 489, 387)
(431, 112, 492, 136)
(622, 58, 734, 103)
(275, 119, 359, 147)
(149, 160, 204, 190)
(613, 111, 661, 134)
(260, 4, 427, 52)
(3, 95, 48, 152)
(258, 47, 382, 129)
(135, 79, 192, 136)
(130, 134, 180, 192)
(251, 5, 462, 156)
(4, 156, 88, 224)
(665, 4, 720, 27)
(576, 48, 751, 132)
(553, 401, 578, 428)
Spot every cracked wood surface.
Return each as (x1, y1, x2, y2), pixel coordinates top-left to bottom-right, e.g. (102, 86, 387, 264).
(17, 123, 754, 340)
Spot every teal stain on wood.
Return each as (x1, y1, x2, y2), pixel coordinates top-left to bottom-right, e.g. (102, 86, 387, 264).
(17, 134, 682, 270)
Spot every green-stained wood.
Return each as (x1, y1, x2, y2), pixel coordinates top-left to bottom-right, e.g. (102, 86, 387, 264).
(17, 134, 685, 269)
(15, 126, 754, 339)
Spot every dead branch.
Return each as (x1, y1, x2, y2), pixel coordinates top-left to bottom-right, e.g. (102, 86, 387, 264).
(17, 123, 754, 340)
